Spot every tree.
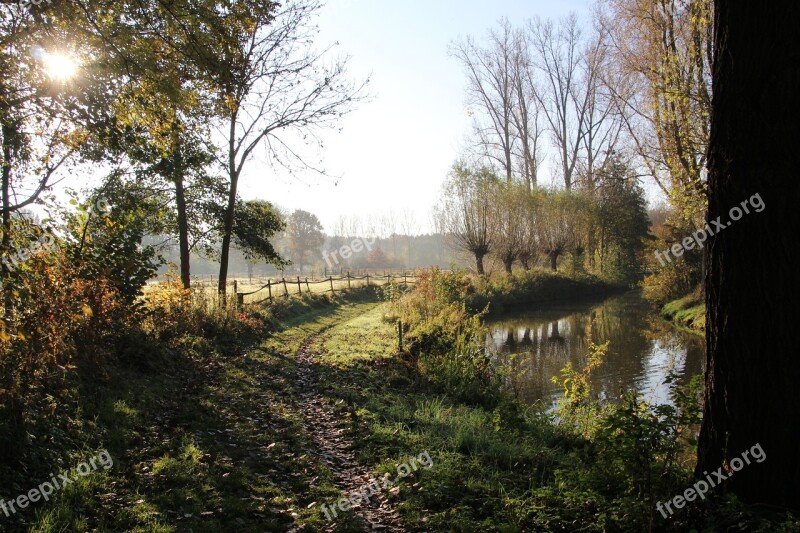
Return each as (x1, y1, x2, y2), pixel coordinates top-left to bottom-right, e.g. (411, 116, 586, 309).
(599, 0, 712, 225)
(528, 14, 590, 191)
(518, 189, 543, 270)
(1, 4, 90, 314)
(490, 182, 527, 273)
(595, 155, 649, 281)
(696, 1, 800, 509)
(450, 19, 518, 185)
(538, 189, 587, 271)
(211, 0, 366, 301)
(436, 162, 497, 275)
(286, 209, 324, 273)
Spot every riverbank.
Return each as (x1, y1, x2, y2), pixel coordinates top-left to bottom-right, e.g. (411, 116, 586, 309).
(661, 292, 706, 335)
(464, 268, 623, 316)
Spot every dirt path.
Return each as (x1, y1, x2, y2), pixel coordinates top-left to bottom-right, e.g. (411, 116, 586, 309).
(297, 331, 407, 532)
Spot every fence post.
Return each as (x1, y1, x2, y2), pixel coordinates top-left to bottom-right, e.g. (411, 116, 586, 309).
(237, 292, 244, 312)
(297, 276, 302, 295)
(282, 278, 288, 297)
(329, 276, 334, 293)
(306, 278, 310, 293)
(268, 280, 272, 301)
(366, 273, 370, 286)
(403, 273, 407, 286)
(347, 272, 351, 289)
(398, 320, 403, 352)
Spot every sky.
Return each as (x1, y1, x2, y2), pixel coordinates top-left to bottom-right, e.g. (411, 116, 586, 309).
(236, 0, 594, 235)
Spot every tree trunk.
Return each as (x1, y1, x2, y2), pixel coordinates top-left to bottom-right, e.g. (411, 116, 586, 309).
(173, 171, 191, 291)
(475, 254, 485, 275)
(696, 1, 800, 509)
(503, 256, 513, 274)
(1, 121, 15, 320)
(549, 251, 558, 271)
(218, 113, 239, 305)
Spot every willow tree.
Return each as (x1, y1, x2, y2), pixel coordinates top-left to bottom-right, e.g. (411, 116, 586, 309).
(436, 163, 497, 275)
(490, 182, 528, 274)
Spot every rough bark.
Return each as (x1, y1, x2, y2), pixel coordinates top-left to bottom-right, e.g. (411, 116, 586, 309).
(475, 254, 485, 275)
(549, 251, 558, 271)
(696, 1, 800, 509)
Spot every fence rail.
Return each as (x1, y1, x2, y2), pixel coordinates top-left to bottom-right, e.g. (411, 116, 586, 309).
(233, 272, 419, 309)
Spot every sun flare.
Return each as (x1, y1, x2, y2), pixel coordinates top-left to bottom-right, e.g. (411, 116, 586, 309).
(43, 52, 79, 81)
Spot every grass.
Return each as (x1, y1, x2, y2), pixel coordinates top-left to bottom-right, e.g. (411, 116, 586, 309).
(661, 292, 706, 334)
(8, 274, 794, 532)
(308, 304, 568, 530)
(7, 288, 383, 533)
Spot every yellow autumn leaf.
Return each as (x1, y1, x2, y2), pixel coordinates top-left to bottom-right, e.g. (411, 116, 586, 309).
(81, 305, 94, 317)
(0, 330, 9, 342)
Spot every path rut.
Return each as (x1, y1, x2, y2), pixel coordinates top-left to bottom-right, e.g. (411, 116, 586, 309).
(297, 332, 407, 532)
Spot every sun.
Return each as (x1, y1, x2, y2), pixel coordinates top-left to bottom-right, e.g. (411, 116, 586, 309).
(43, 52, 79, 81)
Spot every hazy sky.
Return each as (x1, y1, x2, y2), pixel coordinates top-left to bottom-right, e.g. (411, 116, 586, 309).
(237, 0, 594, 234)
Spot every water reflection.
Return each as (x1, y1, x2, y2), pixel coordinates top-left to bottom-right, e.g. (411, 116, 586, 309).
(486, 291, 705, 407)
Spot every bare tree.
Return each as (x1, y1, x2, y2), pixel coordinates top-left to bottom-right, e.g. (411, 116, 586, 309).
(527, 14, 590, 190)
(578, 28, 623, 190)
(399, 208, 418, 265)
(210, 0, 367, 300)
(450, 19, 517, 185)
(511, 27, 545, 190)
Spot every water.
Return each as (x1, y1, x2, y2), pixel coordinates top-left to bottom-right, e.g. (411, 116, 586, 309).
(485, 291, 705, 407)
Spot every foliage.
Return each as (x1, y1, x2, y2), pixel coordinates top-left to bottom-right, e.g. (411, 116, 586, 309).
(468, 268, 615, 315)
(596, 155, 652, 283)
(599, 0, 712, 227)
(391, 268, 505, 406)
(230, 200, 288, 268)
(285, 209, 325, 272)
(551, 341, 608, 435)
(0, 232, 146, 465)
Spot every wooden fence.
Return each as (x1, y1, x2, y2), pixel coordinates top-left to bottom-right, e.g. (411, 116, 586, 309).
(234, 271, 418, 309)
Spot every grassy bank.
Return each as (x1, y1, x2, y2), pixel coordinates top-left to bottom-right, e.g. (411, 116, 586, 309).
(661, 292, 706, 335)
(466, 268, 621, 316)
